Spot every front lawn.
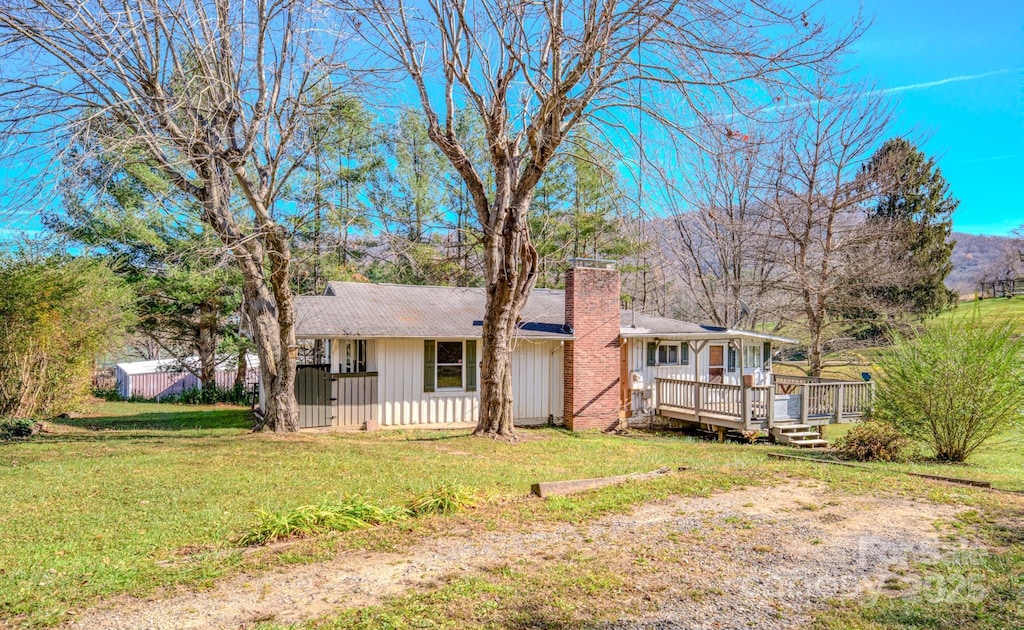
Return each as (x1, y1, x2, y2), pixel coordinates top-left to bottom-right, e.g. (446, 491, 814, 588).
(1, 401, 770, 626)
(1, 402, 1018, 627)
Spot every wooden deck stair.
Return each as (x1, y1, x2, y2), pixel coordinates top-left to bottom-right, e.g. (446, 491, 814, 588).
(771, 423, 829, 448)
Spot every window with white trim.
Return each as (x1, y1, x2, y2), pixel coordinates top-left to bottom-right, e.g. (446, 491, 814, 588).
(657, 342, 690, 366)
(657, 343, 679, 365)
(436, 341, 464, 389)
(744, 344, 761, 370)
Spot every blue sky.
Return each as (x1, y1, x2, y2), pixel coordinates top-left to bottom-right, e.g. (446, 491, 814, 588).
(1, 0, 1021, 239)
(824, 0, 1022, 235)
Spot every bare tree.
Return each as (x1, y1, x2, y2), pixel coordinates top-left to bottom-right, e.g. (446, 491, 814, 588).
(0, 0, 346, 430)
(348, 0, 860, 436)
(662, 128, 782, 328)
(763, 78, 904, 376)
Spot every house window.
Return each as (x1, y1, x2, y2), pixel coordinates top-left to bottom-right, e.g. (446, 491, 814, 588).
(658, 343, 691, 366)
(727, 346, 737, 372)
(436, 341, 464, 389)
(657, 343, 679, 365)
(744, 344, 761, 370)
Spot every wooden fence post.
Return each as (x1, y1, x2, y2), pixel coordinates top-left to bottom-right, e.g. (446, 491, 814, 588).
(834, 384, 845, 424)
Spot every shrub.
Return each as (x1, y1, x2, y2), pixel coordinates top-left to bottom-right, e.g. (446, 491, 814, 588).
(159, 384, 250, 405)
(91, 387, 125, 402)
(875, 308, 1024, 462)
(833, 421, 910, 462)
(0, 254, 133, 418)
(407, 482, 478, 516)
(0, 417, 35, 441)
(237, 495, 410, 546)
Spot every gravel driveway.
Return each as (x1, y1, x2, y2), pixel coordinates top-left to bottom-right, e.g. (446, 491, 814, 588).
(64, 480, 973, 629)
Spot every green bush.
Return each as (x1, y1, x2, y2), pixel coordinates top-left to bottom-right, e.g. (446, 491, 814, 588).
(0, 254, 133, 418)
(0, 417, 35, 441)
(833, 421, 911, 462)
(91, 387, 125, 402)
(875, 308, 1024, 462)
(159, 384, 250, 405)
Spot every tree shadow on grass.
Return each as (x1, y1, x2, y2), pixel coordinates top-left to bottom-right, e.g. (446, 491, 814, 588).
(57, 409, 251, 433)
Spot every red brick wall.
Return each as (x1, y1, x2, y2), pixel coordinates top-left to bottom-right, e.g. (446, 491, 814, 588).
(563, 266, 621, 431)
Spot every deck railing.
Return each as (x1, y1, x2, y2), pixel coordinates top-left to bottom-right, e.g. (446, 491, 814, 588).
(655, 376, 873, 430)
(656, 378, 776, 429)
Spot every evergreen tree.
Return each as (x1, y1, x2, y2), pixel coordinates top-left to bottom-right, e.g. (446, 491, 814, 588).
(48, 156, 248, 392)
(529, 134, 644, 288)
(295, 94, 381, 292)
(865, 138, 958, 314)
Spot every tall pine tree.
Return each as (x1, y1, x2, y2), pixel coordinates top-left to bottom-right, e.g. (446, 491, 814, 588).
(865, 138, 958, 314)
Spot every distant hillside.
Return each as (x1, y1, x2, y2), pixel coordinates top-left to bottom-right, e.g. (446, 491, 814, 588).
(947, 232, 1017, 295)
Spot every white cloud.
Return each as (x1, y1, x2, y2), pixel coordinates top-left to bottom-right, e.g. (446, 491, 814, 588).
(872, 69, 1011, 95)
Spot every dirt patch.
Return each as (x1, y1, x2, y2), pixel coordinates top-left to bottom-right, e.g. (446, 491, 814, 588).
(64, 481, 980, 630)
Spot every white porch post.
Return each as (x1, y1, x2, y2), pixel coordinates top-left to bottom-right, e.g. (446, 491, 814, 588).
(691, 341, 703, 426)
(329, 339, 341, 373)
(737, 339, 749, 429)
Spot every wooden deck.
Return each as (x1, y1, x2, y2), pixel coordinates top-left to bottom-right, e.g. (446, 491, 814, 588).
(653, 375, 874, 438)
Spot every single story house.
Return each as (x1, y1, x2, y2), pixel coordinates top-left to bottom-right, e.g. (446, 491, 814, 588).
(281, 261, 873, 442)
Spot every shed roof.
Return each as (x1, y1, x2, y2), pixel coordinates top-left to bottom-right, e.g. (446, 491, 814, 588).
(115, 355, 260, 375)
(294, 282, 795, 344)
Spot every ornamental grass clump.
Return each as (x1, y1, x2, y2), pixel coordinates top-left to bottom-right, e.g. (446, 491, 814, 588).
(407, 482, 478, 516)
(238, 495, 410, 546)
(874, 309, 1023, 463)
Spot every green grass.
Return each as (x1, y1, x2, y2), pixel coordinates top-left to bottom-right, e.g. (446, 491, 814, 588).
(806, 425, 1024, 492)
(0, 402, 774, 627)
(2, 401, 1019, 627)
(773, 296, 1024, 381)
(237, 495, 413, 546)
(936, 296, 1024, 336)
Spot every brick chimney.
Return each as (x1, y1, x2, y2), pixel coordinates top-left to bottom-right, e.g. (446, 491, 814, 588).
(563, 260, 621, 431)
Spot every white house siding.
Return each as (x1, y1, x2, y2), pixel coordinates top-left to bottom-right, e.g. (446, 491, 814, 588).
(375, 338, 477, 427)
(624, 337, 770, 418)
(373, 337, 562, 428)
(510, 339, 564, 422)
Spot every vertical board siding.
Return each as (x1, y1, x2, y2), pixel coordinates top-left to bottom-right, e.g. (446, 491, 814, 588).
(332, 374, 378, 428)
(510, 340, 562, 421)
(378, 338, 477, 427)
(549, 345, 564, 419)
(376, 338, 560, 427)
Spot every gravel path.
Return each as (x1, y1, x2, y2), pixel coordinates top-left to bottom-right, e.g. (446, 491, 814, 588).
(64, 481, 971, 629)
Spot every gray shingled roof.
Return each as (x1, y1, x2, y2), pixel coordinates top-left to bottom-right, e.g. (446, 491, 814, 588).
(293, 281, 794, 343)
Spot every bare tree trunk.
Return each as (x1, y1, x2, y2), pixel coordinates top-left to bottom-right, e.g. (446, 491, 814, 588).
(474, 193, 539, 437)
(197, 302, 219, 391)
(350, 0, 860, 438)
(0, 0, 341, 432)
(234, 345, 248, 390)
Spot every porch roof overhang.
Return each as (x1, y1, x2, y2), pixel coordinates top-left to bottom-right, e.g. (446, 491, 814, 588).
(618, 311, 797, 344)
(619, 327, 796, 345)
